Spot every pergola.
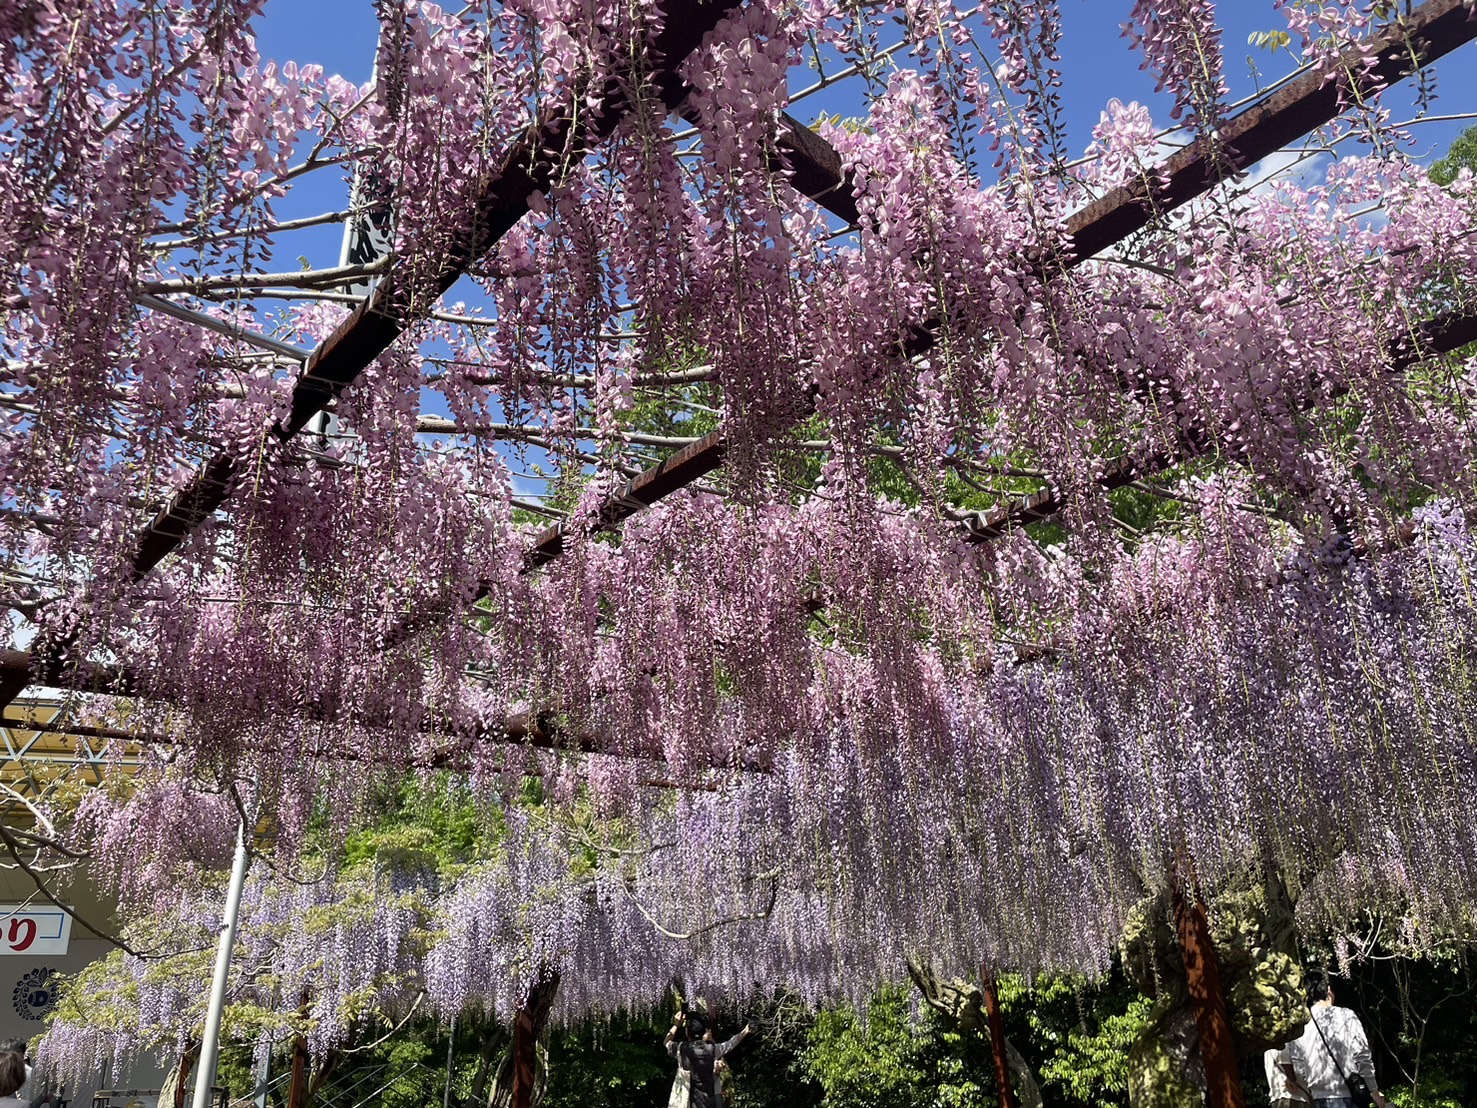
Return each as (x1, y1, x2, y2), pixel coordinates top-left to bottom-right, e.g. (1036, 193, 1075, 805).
(5, 3, 1477, 1107)
(2, 0, 1473, 691)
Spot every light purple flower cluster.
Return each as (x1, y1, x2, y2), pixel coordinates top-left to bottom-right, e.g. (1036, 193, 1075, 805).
(1122, 0, 1227, 133)
(6, 0, 1477, 1069)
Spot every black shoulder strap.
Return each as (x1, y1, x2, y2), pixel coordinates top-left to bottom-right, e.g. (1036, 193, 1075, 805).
(1310, 1009, 1356, 1096)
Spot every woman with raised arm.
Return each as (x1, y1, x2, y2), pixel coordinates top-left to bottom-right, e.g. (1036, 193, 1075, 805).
(664, 1010, 755, 1108)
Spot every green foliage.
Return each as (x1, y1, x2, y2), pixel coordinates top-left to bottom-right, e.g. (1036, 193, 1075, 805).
(723, 995, 822, 1108)
(1388, 1071, 1466, 1108)
(541, 1012, 672, 1108)
(808, 113, 874, 136)
(1429, 125, 1477, 187)
(1247, 29, 1292, 53)
(174, 950, 1477, 1108)
(997, 967, 1150, 1108)
(339, 774, 494, 876)
(804, 986, 992, 1108)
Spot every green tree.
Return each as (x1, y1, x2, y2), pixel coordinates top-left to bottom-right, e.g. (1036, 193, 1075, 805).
(996, 968, 1151, 1108)
(804, 986, 993, 1108)
(1428, 124, 1477, 186)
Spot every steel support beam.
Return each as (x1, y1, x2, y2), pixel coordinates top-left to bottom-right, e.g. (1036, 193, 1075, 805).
(962, 303, 1477, 542)
(503, 0, 1477, 580)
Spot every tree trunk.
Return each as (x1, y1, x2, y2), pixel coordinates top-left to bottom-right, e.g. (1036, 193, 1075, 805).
(1172, 874, 1245, 1108)
(487, 973, 561, 1108)
(287, 989, 312, 1108)
(514, 974, 559, 1108)
(306, 1049, 342, 1104)
(981, 972, 1020, 1108)
(905, 958, 1042, 1108)
(466, 1016, 509, 1108)
(287, 1034, 310, 1108)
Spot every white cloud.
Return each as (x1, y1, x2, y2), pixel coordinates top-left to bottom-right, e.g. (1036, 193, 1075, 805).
(1240, 147, 1332, 198)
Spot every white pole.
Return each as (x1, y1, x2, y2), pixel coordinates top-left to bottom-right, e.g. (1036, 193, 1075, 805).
(191, 820, 251, 1108)
(441, 1016, 456, 1108)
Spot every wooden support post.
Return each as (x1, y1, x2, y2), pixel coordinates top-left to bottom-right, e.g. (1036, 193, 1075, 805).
(509, 1006, 537, 1108)
(287, 1032, 310, 1108)
(1172, 875, 1245, 1108)
(980, 971, 1019, 1108)
(510, 974, 560, 1108)
(171, 1045, 195, 1108)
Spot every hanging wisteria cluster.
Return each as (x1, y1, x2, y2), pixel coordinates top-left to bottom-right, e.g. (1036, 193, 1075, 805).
(35, 492, 1477, 1073)
(7, 0, 1477, 1071)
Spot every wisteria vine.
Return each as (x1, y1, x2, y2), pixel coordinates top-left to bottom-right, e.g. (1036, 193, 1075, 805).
(4, 0, 1477, 1075)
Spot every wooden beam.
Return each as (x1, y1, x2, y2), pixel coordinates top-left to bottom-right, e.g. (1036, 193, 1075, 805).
(0, 649, 140, 698)
(137, 10, 867, 592)
(130, 0, 745, 583)
(287, 1032, 310, 1108)
(730, 4, 1477, 267)
(774, 112, 860, 225)
(378, 430, 730, 646)
(16, 1, 1476, 707)
(684, 108, 860, 226)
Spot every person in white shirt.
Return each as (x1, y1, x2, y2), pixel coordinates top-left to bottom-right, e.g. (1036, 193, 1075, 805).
(1284, 971, 1391, 1108)
(1265, 1045, 1311, 1108)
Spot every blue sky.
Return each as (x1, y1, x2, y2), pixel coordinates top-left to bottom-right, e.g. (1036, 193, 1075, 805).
(239, 1, 1477, 496)
(250, 1, 1477, 270)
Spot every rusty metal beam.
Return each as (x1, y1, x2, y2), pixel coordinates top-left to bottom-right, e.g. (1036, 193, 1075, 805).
(507, 0, 1477, 574)
(963, 303, 1477, 543)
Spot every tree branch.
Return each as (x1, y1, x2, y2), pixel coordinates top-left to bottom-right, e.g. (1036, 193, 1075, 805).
(0, 821, 147, 957)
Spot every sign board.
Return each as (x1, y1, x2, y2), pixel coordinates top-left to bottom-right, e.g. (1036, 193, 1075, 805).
(0, 904, 72, 955)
